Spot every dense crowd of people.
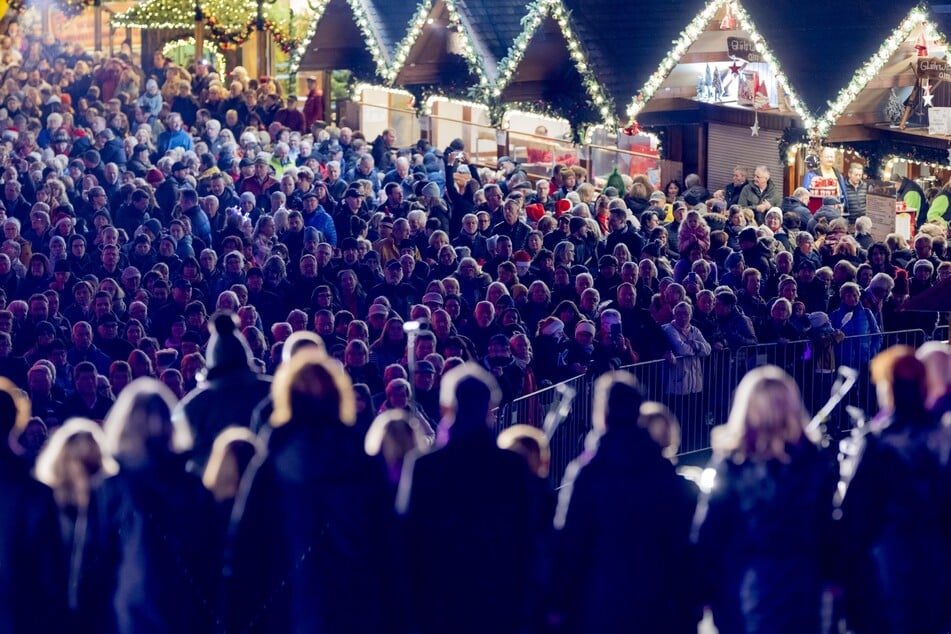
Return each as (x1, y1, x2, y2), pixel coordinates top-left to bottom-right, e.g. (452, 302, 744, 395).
(1, 25, 951, 633)
(0, 32, 948, 432)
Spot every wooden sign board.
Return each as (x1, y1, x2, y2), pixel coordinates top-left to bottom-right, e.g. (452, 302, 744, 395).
(727, 37, 762, 63)
(918, 58, 951, 82)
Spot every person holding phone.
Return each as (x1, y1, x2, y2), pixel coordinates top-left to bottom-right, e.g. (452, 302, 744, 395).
(590, 309, 638, 375)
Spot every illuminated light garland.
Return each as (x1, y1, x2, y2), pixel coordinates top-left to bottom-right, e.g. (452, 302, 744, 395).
(625, 0, 814, 132)
(290, 0, 332, 73)
(56, 0, 95, 18)
(384, 0, 436, 83)
(441, 0, 490, 90)
(492, 0, 615, 129)
(815, 7, 932, 138)
(352, 83, 416, 103)
(422, 94, 490, 116)
(112, 0, 254, 30)
(205, 15, 300, 54)
(342, 0, 390, 79)
(162, 37, 228, 74)
(882, 154, 951, 181)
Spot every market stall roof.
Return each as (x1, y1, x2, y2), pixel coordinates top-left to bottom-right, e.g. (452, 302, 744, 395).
(388, 0, 489, 89)
(363, 0, 425, 64)
(623, 0, 815, 127)
(801, 3, 951, 138)
(562, 0, 707, 121)
(452, 0, 535, 83)
(111, 0, 254, 30)
(294, 0, 385, 79)
(744, 0, 920, 136)
(490, 0, 615, 129)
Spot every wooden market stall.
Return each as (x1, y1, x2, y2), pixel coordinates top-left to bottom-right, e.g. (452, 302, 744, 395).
(802, 2, 951, 234)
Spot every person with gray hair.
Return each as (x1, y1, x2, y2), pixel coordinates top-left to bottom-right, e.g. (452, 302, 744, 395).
(854, 216, 874, 249)
(738, 165, 782, 223)
(397, 362, 543, 634)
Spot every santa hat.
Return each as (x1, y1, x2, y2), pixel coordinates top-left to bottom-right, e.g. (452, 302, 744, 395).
(554, 199, 571, 217)
(512, 250, 532, 264)
(525, 203, 545, 223)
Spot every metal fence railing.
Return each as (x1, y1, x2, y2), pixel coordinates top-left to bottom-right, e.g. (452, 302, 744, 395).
(494, 329, 932, 486)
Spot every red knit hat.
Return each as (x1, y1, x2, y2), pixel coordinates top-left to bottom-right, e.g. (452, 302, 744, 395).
(145, 168, 165, 186)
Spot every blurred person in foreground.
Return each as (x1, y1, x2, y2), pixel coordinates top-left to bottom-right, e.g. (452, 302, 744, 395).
(836, 346, 951, 634)
(692, 365, 836, 634)
(0, 376, 68, 632)
(551, 371, 696, 633)
(95, 377, 217, 634)
(224, 349, 399, 633)
(397, 362, 544, 634)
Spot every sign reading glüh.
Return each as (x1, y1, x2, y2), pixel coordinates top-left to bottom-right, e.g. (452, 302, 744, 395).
(918, 58, 951, 82)
(727, 37, 762, 63)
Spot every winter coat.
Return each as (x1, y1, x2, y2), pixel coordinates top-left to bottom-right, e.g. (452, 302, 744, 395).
(225, 420, 399, 634)
(693, 442, 836, 634)
(838, 417, 951, 634)
(554, 425, 697, 633)
(830, 303, 881, 367)
(0, 458, 68, 632)
(663, 323, 711, 394)
(397, 429, 543, 634)
(174, 368, 272, 472)
(94, 456, 217, 634)
(737, 178, 782, 211)
(716, 307, 758, 350)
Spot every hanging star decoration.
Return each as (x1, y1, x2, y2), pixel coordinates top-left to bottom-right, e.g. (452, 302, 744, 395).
(729, 60, 743, 76)
(923, 80, 935, 107)
(750, 111, 760, 137)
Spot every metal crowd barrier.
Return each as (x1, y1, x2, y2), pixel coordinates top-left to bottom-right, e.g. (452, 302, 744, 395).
(494, 329, 931, 486)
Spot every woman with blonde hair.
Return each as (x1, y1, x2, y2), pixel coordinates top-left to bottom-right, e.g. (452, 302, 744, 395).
(225, 350, 396, 633)
(35, 418, 118, 625)
(96, 378, 216, 634)
(692, 366, 833, 634)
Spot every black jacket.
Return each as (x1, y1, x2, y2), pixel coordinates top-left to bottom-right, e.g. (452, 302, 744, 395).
(837, 417, 951, 634)
(226, 420, 399, 634)
(94, 456, 217, 634)
(693, 442, 836, 634)
(0, 458, 68, 632)
(554, 425, 697, 633)
(398, 429, 543, 634)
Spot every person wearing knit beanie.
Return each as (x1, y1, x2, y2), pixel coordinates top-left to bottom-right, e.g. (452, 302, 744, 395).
(174, 312, 272, 471)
